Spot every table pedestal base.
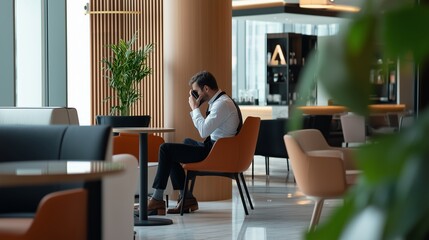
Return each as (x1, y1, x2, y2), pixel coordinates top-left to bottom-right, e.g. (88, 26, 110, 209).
(134, 217, 173, 226)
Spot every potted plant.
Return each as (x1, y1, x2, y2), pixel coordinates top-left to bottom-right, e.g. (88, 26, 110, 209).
(103, 32, 154, 116)
(97, 33, 154, 127)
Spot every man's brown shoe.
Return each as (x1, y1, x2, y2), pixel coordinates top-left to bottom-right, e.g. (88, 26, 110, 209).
(148, 198, 166, 215)
(167, 196, 199, 214)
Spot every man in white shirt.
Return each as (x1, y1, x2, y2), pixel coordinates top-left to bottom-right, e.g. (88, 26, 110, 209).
(148, 71, 242, 215)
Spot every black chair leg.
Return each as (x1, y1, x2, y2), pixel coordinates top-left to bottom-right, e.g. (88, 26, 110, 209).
(234, 173, 249, 215)
(252, 158, 255, 180)
(286, 158, 290, 171)
(240, 172, 253, 210)
(189, 175, 196, 194)
(180, 173, 192, 216)
(265, 156, 270, 175)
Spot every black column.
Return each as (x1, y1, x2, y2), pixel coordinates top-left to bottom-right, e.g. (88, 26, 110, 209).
(416, 0, 429, 115)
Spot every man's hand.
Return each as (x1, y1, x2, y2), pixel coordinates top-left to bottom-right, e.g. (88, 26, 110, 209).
(188, 90, 202, 110)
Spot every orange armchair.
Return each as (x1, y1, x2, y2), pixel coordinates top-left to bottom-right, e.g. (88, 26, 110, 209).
(181, 116, 261, 215)
(0, 188, 87, 240)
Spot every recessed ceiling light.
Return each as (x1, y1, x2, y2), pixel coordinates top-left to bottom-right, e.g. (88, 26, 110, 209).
(232, 0, 286, 10)
(299, 0, 360, 12)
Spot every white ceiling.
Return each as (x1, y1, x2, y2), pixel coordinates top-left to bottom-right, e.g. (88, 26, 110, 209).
(233, 12, 350, 25)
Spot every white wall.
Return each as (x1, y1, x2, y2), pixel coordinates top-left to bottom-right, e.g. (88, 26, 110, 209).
(67, 0, 91, 125)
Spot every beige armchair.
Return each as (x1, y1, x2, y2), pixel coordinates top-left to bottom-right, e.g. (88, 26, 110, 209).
(340, 113, 367, 147)
(284, 129, 358, 231)
(289, 129, 357, 170)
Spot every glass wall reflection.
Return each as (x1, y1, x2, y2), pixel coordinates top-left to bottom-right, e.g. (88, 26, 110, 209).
(232, 15, 344, 106)
(15, 0, 43, 106)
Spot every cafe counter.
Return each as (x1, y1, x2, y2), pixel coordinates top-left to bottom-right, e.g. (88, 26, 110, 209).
(298, 104, 406, 115)
(239, 104, 406, 120)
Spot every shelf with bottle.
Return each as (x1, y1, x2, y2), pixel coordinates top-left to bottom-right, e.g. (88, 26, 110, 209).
(267, 81, 288, 105)
(266, 33, 317, 106)
(267, 64, 288, 68)
(369, 54, 398, 103)
(267, 70, 287, 83)
(287, 52, 307, 67)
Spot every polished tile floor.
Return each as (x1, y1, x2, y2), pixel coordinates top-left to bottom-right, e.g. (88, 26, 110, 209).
(134, 156, 341, 240)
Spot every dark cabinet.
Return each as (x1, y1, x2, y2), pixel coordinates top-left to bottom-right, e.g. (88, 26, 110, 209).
(369, 56, 397, 104)
(266, 33, 317, 105)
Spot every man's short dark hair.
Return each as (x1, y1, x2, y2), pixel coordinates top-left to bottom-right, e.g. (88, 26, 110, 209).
(188, 71, 219, 90)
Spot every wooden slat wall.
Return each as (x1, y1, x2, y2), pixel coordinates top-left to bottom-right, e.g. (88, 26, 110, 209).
(90, 0, 163, 127)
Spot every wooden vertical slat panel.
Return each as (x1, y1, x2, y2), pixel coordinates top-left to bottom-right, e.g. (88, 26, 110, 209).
(90, 0, 163, 128)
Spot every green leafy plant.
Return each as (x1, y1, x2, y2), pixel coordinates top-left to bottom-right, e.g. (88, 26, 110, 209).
(289, 0, 429, 239)
(102, 33, 154, 116)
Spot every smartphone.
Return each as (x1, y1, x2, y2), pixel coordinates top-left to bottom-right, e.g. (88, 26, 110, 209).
(191, 90, 204, 106)
(191, 90, 199, 99)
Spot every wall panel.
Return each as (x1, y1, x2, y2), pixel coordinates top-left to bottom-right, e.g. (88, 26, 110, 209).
(90, 0, 163, 127)
(164, 0, 232, 200)
(164, 0, 232, 143)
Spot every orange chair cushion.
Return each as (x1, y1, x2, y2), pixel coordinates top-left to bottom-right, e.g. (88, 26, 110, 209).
(113, 133, 164, 163)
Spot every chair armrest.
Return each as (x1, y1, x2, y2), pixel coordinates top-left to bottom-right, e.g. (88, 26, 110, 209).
(307, 150, 343, 159)
(331, 147, 358, 170)
(183, 137, 239, 172)
(104, 154, 138, 240)
(303, 155, 348, 197)
(345, 170, 361, 185)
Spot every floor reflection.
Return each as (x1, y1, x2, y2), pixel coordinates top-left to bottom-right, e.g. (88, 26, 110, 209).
(135, 156, 341, 240)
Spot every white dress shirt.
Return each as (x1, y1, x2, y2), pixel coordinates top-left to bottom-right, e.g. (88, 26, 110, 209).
(190, 90, 240, 141)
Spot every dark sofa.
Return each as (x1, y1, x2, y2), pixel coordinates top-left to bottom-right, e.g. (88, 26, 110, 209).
(0, 125, 111, 217)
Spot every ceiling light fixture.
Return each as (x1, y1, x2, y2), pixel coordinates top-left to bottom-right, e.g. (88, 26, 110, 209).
(85, 11, 141, 15)
(84, 3, 141, 15)
(232, 0, 286, 10)
(299, 0, 360, 12)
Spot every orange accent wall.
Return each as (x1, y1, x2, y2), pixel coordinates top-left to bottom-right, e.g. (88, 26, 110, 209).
(164, 0, 233, 201)
(163, 0, 232, 143)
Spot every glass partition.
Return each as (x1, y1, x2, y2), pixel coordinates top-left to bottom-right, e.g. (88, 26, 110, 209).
(232, 16, 343, 106)
(15, 0, 43, 106)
